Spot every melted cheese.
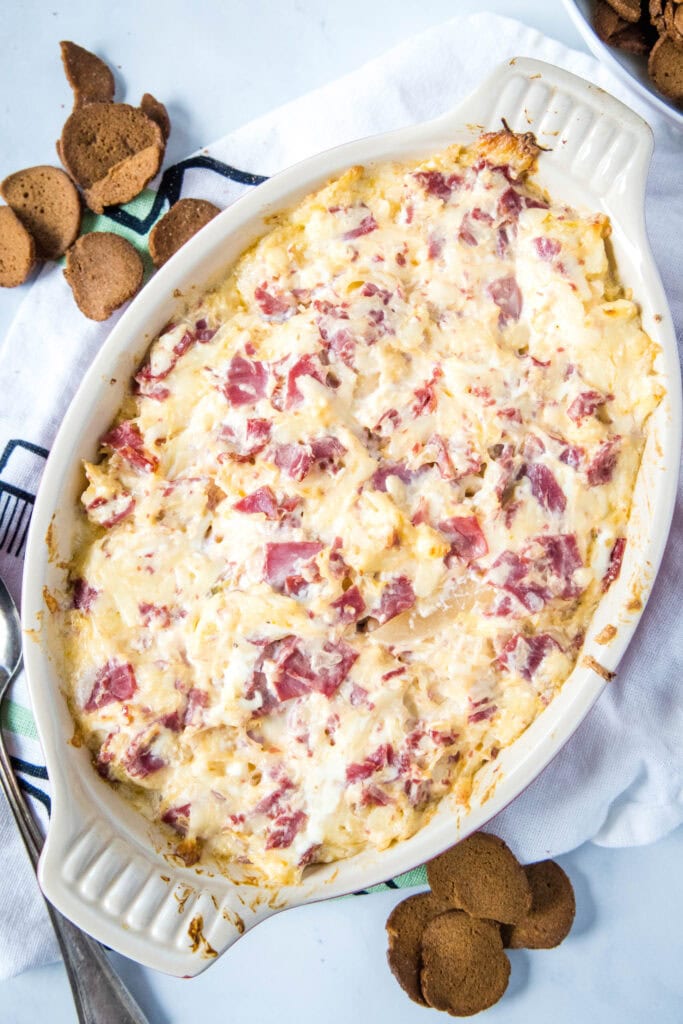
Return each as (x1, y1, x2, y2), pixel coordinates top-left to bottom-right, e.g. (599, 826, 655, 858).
(59, 131, 663, 884)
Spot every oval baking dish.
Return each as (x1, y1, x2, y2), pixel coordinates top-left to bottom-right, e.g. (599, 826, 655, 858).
(22, 57, 680, 977)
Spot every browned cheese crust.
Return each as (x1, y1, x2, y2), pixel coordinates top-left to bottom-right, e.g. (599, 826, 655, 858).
(0, 206, 36, 287)
(64, 232, 143, 320)
(420, 911, 510, 1017)
(426, 832, 532, 925)
(502, 859, 576, 949)
(1, 165, 81, 259)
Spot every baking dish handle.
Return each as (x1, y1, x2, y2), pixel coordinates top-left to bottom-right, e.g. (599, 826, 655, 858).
(434, 56, 653, 231)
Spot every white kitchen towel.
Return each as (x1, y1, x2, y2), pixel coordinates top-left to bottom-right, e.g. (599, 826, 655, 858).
(0, 12, 681, 979)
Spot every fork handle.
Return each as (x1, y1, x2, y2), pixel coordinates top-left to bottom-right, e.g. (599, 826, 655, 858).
(0, 668, 149, 1024)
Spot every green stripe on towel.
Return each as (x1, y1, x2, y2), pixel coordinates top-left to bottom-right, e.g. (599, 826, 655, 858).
(1, 699, 38, 740)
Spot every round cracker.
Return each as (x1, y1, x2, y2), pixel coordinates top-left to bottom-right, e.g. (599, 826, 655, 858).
(1, 165, 81, 259)
(502, 860, 576, 949)
(0, 206, 36, 287)
(649, 33, 683, 100)
(59, 102, 164, 189)
(60, 41, 115, 107)
(386, 892, 447, 1006)
(140, 93, 171, 142)
(64, 232, 143, 321)
(149, 198, 221, 268)
(84, 145, 163, 214)
(420, 911, 510, 1017)
(426, 832, 532, 925)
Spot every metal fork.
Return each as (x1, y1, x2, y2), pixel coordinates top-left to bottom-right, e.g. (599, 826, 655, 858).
(0, 576, 150, 1024)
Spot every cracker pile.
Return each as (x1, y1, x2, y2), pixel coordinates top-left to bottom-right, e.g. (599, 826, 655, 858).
(592, 0, 683, 104)
(1, 42, 221, 321)
(386, 832, 575, 1017)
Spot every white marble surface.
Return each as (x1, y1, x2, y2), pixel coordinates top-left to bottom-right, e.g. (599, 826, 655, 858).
(1, 1, 682, 1021)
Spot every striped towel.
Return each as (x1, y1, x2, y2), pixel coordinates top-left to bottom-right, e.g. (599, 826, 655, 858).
(1, 11, 681, 980)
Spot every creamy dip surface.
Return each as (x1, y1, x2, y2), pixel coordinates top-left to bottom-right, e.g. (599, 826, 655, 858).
(59, 130, 662, 884)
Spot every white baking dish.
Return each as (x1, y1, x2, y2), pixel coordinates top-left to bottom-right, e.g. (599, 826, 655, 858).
(21, 57, 680, 978)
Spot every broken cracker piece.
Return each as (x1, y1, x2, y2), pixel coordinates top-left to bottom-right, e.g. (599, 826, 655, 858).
(0, 206, 36, 287)
(149, 198, 221, 268)
(1, 165, 81, 259)
(59, 102, 164, 189)
(64, 232, 143, 320)
(60, 41, 115, 107)
(84, 145, 163, 214)
(140, 93, 171, 142)
(605, 0, 642, 22)
(594, 0, 629, 40)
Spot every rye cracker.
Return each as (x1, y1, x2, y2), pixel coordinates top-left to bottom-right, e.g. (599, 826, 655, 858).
(64, 232, 143, 320)
(1, 165, 81, 259)
(149, 198, 220, 267)
(664, 1, 683, 46)
(613, 20, 657, 51)
(385, 892, 447, 1006)
(649, 33, 683, 98)
(84, 145, 163, 214)
(426, 832, 531, 925)
(501, 860, 576, 950)
(605, 0, 642, 21)
(59, 103, 164, 189)
(594, 0, 628, 39)
(649, 0, 667, 31)
(420, 911, 510, 1017)
(140, 93, 171, 142)
(0, 206, 36, 287)
(60, 41, 115, 107)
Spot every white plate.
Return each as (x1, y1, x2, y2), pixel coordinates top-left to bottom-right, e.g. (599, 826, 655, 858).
(563, 0, 683, 129)
(21, 57, 680, 977)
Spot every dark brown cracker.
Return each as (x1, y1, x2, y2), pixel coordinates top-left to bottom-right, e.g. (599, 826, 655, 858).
(664, 1, 683, 47)
(649, 33, 683, 99)
(420, 911, 510, 1017)
(612, 19, 658, 52)
(84, 145, 163, 214)
(649, 0, 667, 31)
(501, 860, 576, 950)
(60, 41, 115, 107)
(64, 232, 143, 320)
(59, 102, 164, 189)
(594, 0, 628, 40)
(149, 198, 221, 268)
(605, 0, 642, 21)
(0, 206, 36, 287)
(140, 93, 171, 142)
(1, 165, 81, 259)
(386, 892, 447, 1006)
(426, 832, 532, 925)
